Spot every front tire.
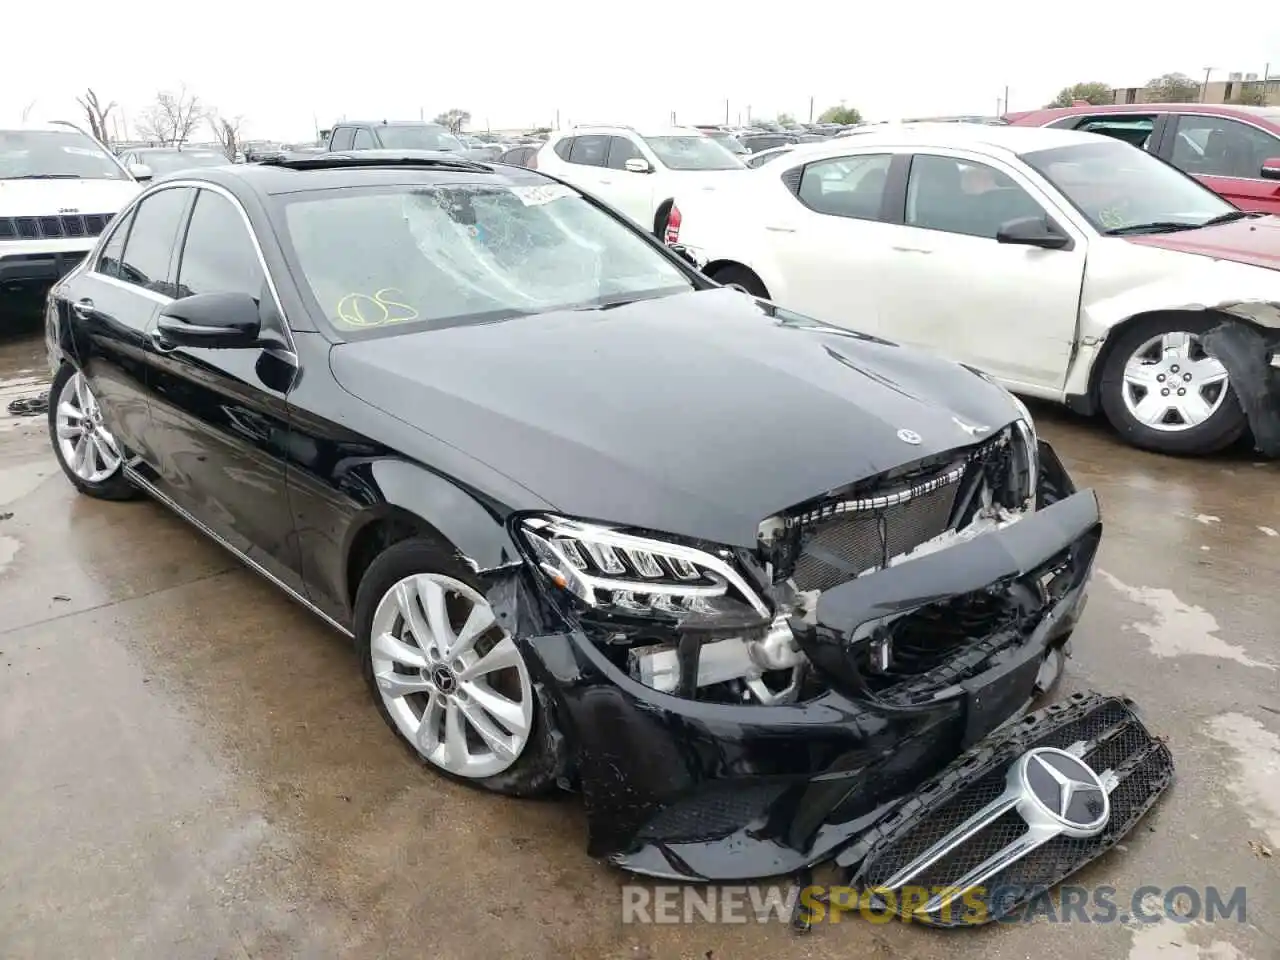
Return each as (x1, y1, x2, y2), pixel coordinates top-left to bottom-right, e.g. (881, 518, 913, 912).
(47, 364, 138, 500)
(1099, 316, 1247, 455)
(355, 539, 560, 796)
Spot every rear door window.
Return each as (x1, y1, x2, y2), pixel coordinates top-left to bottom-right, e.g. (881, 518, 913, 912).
(116, 186, 193, 295)
(329, 127, 355, 151)
(351, 128, 377, 150)
(795, 154, 892, 221)
(567, 135, 609, 166)
(1170, 114, 1280, 180)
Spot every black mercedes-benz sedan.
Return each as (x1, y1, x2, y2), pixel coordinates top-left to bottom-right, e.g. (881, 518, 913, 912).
(44, 150, 1171, 924)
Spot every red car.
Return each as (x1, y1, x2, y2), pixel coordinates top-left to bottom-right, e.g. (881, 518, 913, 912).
(1005, 103, 1280, 213)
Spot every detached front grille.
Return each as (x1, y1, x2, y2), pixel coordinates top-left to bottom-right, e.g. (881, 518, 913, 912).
(853, 693, 1174, 926)
(0, 213, 113, 241)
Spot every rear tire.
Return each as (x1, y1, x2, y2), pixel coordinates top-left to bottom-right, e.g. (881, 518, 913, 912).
(1099, 315, 1247, 455)
(708, 264, 770, 298)
(355, 538, 561, 797)
(47, 364, 138, 501)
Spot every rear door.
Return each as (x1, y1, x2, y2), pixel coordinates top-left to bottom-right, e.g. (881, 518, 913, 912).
(143, 186, 305, 590)
(761, 151, 899, 335)
(63, 185, 193, 465)
(1158, 113, 1280, 213)
(563, 134, 610, 198)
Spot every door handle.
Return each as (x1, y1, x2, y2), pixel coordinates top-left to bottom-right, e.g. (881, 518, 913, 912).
(765, 225, 796, 233)
(891, 246, 933, 254)
(72, 298, 94, 319)
(599, 178, 614, 185)
(149, 329, 178, 353)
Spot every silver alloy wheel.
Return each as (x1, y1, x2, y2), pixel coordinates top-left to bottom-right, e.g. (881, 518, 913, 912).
(1120, 331, 1229, 432)
(369, 573, 533, 779)
(55, 371, 123, 484)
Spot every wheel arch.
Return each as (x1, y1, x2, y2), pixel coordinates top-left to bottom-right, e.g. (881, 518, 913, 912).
(702, 259, 771, 295)
(341, 459, 523, 615)
(1083, 307, 1249, 413)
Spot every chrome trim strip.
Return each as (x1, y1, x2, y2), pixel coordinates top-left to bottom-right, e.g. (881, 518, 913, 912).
(124, 466, 353, 637)
(94, 272, 172, 304)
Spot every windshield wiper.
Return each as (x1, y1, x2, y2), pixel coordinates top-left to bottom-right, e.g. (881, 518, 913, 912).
(1199, 210, 1260, 227)
(0, 174, 84, 180)
(1104, 221, 1201, 236)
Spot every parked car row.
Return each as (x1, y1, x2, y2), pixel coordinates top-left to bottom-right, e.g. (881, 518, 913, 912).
(41, 148, 1173, 916)
(662, 123, 1280, 457)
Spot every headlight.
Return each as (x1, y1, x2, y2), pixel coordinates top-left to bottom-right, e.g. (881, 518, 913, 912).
(517, 515, 770, 621)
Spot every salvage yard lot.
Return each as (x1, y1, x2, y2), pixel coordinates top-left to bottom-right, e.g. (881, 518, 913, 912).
(0, 327, 1277, 960)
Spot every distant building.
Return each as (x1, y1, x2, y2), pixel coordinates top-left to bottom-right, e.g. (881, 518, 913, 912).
(1110, 74, 1278, 106)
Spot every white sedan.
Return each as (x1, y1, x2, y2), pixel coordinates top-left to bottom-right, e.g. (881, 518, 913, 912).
(667, 124, 1280, 456)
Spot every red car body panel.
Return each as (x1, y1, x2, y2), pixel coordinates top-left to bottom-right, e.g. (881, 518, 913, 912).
(1006, 103, 1280, 214)
(1123, 215, 1280, 271)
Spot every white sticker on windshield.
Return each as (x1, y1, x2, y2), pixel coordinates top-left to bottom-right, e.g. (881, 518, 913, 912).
(510, 184, 576, 206)
(61, 146, 103, 157)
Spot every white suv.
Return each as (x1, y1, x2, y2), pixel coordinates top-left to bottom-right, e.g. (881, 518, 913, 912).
(1, 122, 141, 302)
(534, 124, 746, 236)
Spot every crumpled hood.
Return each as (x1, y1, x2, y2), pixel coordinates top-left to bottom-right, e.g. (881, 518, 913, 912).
(0, 177, 139, 217)
(1125, 215, 1280, 271)
(330, 289, 1022, 547)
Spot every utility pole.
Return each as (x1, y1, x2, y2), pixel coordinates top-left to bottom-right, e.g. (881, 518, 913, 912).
(1202, 66, 1214, 102)
(725, 98, 729, 124)
(746, 104, 752, 123)
(555, 108, 560, 130)
(808, 95, 814, 122)
(1003, 85, 1010, 114)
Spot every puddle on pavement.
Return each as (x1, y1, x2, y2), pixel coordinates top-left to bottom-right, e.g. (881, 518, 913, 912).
(1204, 713, 1280, 848)
(1128, 917, 1249, 960)
(1097, 570, 1274, 670)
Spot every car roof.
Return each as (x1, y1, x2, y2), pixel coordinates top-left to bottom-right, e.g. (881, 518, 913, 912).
(555, 125, 709, 139)
(161, 151, 549, 197)
(1007, 103, 1280, 128)
(785, 122, 1102, 159)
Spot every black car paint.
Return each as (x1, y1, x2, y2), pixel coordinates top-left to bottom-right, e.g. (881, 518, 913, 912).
(48, 159, 1107, 884)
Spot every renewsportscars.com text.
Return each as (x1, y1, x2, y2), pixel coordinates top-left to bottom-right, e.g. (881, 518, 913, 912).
(621, 884, 1247, 926)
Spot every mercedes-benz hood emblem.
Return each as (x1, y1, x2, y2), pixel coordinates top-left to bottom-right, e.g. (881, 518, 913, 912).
(897, 428, 922, 445)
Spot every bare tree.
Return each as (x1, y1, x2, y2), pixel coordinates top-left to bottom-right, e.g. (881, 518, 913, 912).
(136, 86, 206, 145)
(433, 109, 471, 134)
(76, 89, 117, 144)
(209, 113, 245, 160)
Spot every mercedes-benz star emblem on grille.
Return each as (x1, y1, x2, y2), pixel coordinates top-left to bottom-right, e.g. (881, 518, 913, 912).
(896, 428, 922, 445)
(1017, 747, 1109, 836)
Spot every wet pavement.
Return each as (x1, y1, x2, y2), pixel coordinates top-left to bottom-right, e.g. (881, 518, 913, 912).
(1, 319, 1277, 960)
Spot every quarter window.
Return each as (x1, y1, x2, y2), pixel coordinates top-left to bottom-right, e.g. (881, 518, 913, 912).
(117, 187, 192, 295)
(1170, 115, 1280, 180)
(796, 154, 891, 220)
(567, 135, 609, 166)
(96, 207, 135, 279)
(351, 128, 377, 150)
(906, 155, 1045, 239)
(176, 190, 265, 300)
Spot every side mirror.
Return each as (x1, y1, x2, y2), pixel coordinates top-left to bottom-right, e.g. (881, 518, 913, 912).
(156, 292, 262, 349)
(624, 158, 653, 174)
(995, 216, 1071, 250)
(129, 162, 153, 182)
(1261, 157, 1280, 181)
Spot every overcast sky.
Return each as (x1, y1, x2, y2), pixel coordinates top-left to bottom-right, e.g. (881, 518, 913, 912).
(5, 1, 1278, 141)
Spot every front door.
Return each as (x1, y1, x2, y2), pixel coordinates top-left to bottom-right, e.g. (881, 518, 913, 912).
(875, 152, 1087, 392)
(143, 186, 305, 591)
(600, 136, 654, 227)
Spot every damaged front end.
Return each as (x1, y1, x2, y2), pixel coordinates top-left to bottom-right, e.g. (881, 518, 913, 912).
(488, 424, 1172, 919)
